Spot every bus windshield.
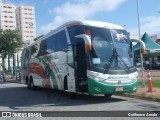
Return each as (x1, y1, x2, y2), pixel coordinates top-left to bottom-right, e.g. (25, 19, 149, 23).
(86, 26, 135, 74)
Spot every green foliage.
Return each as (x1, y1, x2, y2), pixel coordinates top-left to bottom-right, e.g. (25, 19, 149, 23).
(0, 29, 23, 58)
(138, 80, 160, 88)
(33, 35, 44, 41)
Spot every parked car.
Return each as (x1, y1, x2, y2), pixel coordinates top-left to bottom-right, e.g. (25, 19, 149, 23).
(137, 61, 160, 70)
(151, 61, 160, 70)
(144, 61, 160, 70)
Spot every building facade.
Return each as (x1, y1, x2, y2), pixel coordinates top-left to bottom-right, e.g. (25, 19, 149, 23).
(0, 2, 16, 30)
(0, 0, 36, 72)
(16, 6, 36, 46)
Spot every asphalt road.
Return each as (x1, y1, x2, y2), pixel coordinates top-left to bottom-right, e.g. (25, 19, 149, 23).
(0, 81, 160, 119)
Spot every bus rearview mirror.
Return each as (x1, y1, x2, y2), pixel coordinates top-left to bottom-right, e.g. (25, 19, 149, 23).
(75, 34, 92, 51)
(131, 39, 146, 54)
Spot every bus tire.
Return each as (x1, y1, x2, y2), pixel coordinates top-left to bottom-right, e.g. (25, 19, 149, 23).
(30, 77, 36, 90)
(64, 76, 68, 90)
(104, 94, 112, 98)
(27, 79, 31, 89)
(69, 92, 77, 99)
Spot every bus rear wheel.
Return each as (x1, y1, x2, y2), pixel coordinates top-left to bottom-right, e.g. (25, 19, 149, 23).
(69, 92, 77, 99)
(30, 77, 36, 90)
(27, 79, 31, 89)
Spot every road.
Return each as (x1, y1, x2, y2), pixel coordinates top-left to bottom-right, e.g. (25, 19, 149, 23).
(0, 81, 160, 119)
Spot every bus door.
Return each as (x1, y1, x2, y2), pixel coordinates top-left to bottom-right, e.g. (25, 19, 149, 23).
(67, 46, 76, 93)
(75, 40, 87, 92)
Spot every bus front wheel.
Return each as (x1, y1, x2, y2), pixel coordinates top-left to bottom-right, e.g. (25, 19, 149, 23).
(104, 94, 112, 98)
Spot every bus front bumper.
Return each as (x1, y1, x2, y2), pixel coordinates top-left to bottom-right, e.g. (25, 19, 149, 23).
(88, 78, 138, 95)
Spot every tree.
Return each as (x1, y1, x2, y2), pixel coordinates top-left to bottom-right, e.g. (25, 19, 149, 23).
(0, 29, 23, 69)
(33, 35, 43, 41)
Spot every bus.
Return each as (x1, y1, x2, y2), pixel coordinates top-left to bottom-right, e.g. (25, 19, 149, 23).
(21, 20, 145, 98)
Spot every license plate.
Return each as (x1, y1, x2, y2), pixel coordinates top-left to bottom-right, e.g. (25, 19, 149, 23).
(115, 87, 123, 91)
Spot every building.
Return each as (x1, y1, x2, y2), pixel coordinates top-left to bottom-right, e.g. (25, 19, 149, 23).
(16, 6, 36, 46)
(0, 1, 16, 30)
(0, 0, 36, 72)
(0, 0, 36, 45)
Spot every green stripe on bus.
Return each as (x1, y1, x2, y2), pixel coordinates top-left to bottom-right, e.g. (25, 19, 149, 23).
(38, 57, 58, 89)
(87, 78, 138, 95)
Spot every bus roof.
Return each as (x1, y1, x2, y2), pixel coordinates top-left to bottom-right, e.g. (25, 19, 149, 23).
(26, 20, 124, 48)
(65, 20, 124, 29)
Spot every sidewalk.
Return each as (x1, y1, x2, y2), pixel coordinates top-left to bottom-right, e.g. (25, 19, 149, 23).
(121, 70, 160, 102)
(1, 74, 20, 83)
(121, 87, 160, 102)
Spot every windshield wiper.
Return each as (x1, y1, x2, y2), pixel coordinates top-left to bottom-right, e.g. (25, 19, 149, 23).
(117, 51, 130, 73)
(103, 47, 117, 72)
(104, 47, 130, 73)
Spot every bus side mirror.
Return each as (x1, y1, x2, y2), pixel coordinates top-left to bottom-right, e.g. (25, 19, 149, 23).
(131, 39, 146, 54)
(75, 34, 92, 51)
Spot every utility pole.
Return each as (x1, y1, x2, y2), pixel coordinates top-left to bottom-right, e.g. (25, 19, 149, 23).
(137, 0, 145, 87)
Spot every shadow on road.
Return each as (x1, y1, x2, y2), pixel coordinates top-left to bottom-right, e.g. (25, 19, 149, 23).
(0, 82, 126, 110)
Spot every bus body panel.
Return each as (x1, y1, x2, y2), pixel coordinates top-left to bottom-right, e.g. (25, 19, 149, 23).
(28, 52, 68, 90)
(88, 78, 138, 94)
(87, 70, 138, 94)
(21, 20, 140, 96)
(67, 66, 76, 92)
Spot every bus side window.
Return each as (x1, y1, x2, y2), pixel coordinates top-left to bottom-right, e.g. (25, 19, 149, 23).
(67, 46, 74, 67)
(37, 40, 48, 56)
(22, 48, 29, 70)
(31, 44, 39, 58)
(67, 25, 84, 45)
(55, 30, 68, 52)
(46, 35, 56, 53)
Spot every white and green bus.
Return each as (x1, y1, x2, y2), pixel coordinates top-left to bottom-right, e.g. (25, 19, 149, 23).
(21, 20, 145, 98)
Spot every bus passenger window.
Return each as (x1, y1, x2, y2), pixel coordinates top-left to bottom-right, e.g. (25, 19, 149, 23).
(67, 25, 84, 45)
(37, 40, 48, 56)
(56, 30, 68, 52)
(31, 44, 39, 58)
(67, 50, 74, 67)
(46, 35, 56, 53)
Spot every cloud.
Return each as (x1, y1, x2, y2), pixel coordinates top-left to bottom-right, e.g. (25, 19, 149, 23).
(5, 0, 29, 6)
(41, 0, 125, 34)
(129, 16, 160, 39)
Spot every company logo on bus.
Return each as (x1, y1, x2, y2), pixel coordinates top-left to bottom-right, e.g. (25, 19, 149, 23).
(107, 76, 129, 80)
(118, 81, 121, 84)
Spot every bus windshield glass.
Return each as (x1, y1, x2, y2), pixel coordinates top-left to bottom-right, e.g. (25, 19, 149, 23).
(85, 26, 135, 74)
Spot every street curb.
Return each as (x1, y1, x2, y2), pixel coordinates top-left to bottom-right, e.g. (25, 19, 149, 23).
(5, 80, 21, 83)
(117, 93, 160, 102)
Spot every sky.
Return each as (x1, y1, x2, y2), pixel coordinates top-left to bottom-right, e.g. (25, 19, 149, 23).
(5, 0, 160, 39)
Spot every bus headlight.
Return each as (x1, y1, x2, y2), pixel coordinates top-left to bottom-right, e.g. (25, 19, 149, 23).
(133, 87, 137, 91)
(94, 77, 104, 81)
(132, 77, 137, 81)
